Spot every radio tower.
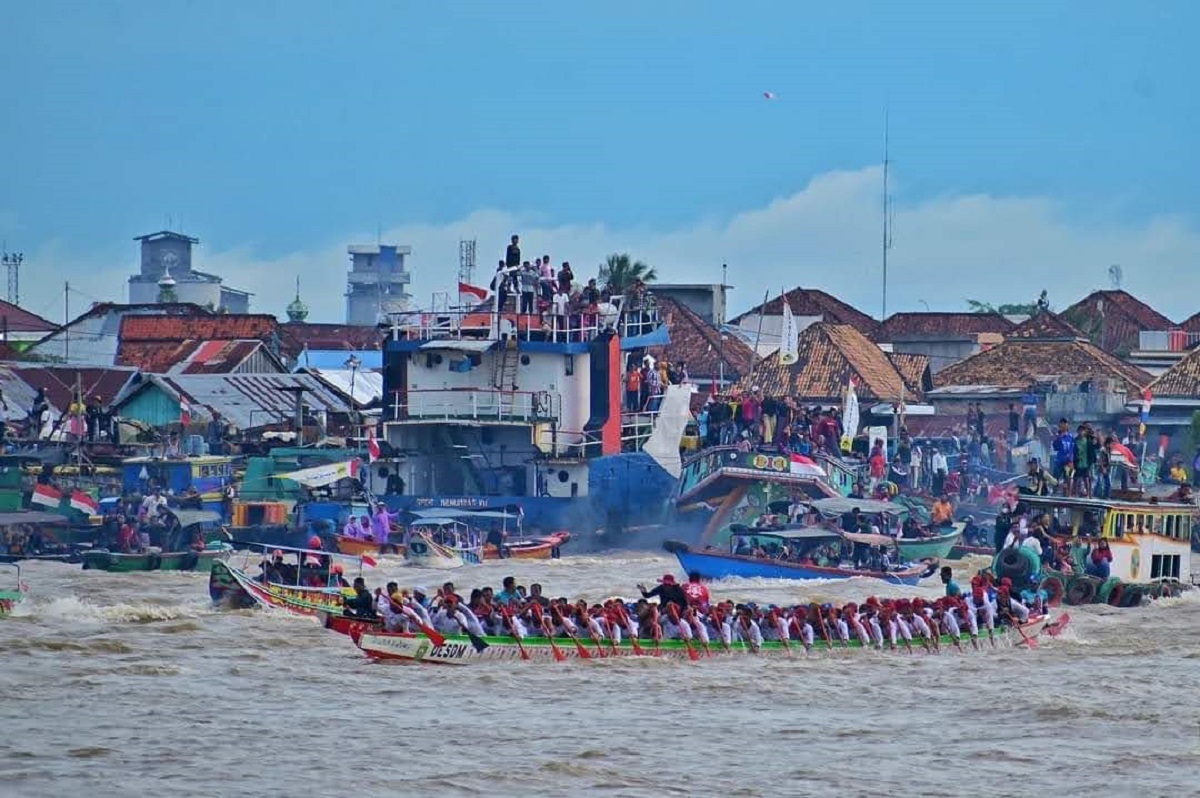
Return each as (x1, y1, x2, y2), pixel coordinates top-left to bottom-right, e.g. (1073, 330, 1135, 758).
(1, 245, 22, 305)
(458, 239, 477, 286)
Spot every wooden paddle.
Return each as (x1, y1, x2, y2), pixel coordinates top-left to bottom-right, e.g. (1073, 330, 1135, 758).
(666, 603, 700, 661)
(686, 608, 712, 656)
(500, 607, 528, 660)
(649, 605, 664, 656)
(551, 607, 591, 660)
(580, 610, 607, 658)
(530, 604, 566, 662)
(770, 609, 792, 656)
(1042, 613, 1071, 637)
(399, 605, 446, 647)
(710, 607, 732, 652)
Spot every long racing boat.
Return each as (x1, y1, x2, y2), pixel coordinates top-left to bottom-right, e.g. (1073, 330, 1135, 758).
(347, 614, 1066, 665)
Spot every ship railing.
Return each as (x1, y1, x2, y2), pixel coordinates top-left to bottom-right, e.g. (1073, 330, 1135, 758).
(536, 428, 604, 459)
(620, 409, 659, 452)
(385, 301, 661, 344)
(386, 389, 560, 423)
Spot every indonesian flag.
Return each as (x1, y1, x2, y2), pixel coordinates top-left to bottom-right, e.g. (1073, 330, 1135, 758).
(458, 281, 488, 307)
(1110, 441, 1138, 469)
(180, 398, 192, 426)
(31, 483, 63, 508)
(70, 490, 99, 515)
(1140, 389, 1152, 422)
(789, 453, 825, 479)
(367, 428, 381, 464)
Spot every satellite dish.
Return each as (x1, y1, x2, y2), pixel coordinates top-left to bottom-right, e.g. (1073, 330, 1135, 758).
(1108, 264, 1123, 290)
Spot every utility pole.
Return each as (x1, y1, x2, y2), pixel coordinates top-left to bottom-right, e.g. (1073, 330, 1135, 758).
(881, 109, 893, 320)
(64, 281, 70, 362)
(718, 263, 727, 388)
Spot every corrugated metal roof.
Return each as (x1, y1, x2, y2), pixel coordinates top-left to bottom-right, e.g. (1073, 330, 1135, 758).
(291, 350, 383, 370)
(298, 368, 384, 407)
(131, 373, 352, 431)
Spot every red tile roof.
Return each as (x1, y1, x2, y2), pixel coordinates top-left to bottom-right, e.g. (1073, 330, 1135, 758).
(1058, 290, 1174, 355)
(116, 340, 203, 373)
(647, 296, 756, 381)
(875, 312, 1013, 341)
(1007, 310, 1084, 339)
(178, 340, 275, 374)
(0, 300, 58, 334)
(887, 352, 933, 396)
(731, 287, 879, 337)
(738, 323, 913, 402)
(277, 323, 385, 359)
(119, 313, 278, 342)
(1147, 348, 1200, 398)
(935, 337, 1152, 395)
(1179, 312, 1200, 334)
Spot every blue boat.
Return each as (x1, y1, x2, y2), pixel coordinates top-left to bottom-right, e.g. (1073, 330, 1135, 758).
(662, 530, 937, 586)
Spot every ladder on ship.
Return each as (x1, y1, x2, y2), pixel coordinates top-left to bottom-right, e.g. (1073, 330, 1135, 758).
(492, 337, 519, 390)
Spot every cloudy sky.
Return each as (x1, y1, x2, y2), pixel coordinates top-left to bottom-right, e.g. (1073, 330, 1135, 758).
(2, 1, 1196, 324)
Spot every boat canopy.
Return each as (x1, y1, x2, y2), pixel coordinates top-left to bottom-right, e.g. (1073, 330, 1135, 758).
(0, 511, 69, 526)
(841, 530, 901, 548)
(1019, 495, 1198, 513)
(808, 498, 905, 518)
(408, 508, 520, 521)
(732, 526, 841, 542)
(163, 508, 223, 528)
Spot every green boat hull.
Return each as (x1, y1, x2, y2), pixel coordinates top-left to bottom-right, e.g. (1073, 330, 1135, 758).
(0, 588, 22, 615)
(897, 528, 962, 560)
(81, 549, 228, 572)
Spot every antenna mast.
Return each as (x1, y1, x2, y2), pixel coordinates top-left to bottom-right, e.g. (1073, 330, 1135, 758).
(458, 239, 477, 286)
(881, 110, 893, 320)
(1, 245, 21, 305)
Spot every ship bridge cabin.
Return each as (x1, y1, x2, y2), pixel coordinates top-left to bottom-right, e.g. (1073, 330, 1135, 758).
(378, 297, 669, 501)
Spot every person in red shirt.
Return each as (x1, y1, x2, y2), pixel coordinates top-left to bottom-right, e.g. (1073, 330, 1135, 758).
(682, 571, 710, 610)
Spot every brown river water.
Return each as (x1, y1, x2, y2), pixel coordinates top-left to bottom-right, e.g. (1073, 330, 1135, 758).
(3, 552, 1200, 798)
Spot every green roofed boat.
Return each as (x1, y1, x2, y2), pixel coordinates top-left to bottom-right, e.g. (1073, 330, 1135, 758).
(1, 563, 29, 616)
(81, 509, 232, 572)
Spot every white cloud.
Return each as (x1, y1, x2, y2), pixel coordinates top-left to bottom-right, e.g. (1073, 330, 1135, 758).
(21, 166, 1200, 326)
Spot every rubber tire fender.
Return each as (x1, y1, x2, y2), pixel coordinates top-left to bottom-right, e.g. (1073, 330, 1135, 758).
(1064, 576, 1097, 606)
(1106, 583, 1125, 607)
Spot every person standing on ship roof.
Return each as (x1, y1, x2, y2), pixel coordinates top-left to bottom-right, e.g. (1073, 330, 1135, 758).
(637, 574, 688, 614)
(505, 234, 521, 268)
(492, 261, 511, 313)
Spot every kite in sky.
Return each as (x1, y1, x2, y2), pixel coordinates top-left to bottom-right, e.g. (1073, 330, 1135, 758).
(763, 91, 777, 100)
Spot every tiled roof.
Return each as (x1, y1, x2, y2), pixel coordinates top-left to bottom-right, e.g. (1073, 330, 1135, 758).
(647, 296, 756, 381)
(730, 287, 879, 337)
(1058, 290, 1174, 355)
(178, 340, 276, 374)
(0, 300, 58, 333)
(119, 313, 278, 342)
(887, 352, 933, 396)
(737, 323, 912, 402)
(875, 312, 1013, 341)
(935, 338, 1152, 394)
(1007, 310, 1084, 340)
(277, 323, 385, 360)
(1147, 348, 1200, 398)
(1179, 311, 1200, 334)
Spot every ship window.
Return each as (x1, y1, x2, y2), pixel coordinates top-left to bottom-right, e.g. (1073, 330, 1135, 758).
(1153, 515, 1165, 535)
(564, 355, 574, 376)
(1151, 555, 1162, 579)
(1170, 555, 1181, 579)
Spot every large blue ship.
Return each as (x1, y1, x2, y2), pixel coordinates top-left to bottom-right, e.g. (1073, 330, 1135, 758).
(361, 300, 693, 544)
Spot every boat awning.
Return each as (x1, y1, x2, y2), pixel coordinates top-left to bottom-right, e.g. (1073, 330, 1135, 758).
(408, 508, 519, 521)
(419, 340, 496, 353)
(808, 498, 906, 517)
(164, 508, 224, 527)
(842, 531, 900, 548)
(746, 527, 841, 542)
(0, 511, 69, 526)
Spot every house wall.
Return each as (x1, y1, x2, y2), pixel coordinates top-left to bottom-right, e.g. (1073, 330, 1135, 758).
(891, 339, 980, 374)
(119, 385, 180, 427)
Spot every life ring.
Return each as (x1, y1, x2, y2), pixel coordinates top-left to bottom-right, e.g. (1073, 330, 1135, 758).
(1064, 576, 1097, 606)
(1040, 574, 1066, 607)
(1120, 585, 1143, 608)
(1106, 583, 1125, 607)
(1129, 548, 1140, 580)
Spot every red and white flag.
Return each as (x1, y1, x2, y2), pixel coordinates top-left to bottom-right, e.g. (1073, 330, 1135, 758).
(458, 281, 488, 307)
(789, 453, 825, 478)
(31, 484, 63, 508)
(180, 398, 192, 426)
(1110, 440, 1138, 468)
(70, 490, 99, 515)
(367, 428, 381, 464)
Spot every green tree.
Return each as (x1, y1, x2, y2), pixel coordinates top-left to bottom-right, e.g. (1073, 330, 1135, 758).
(599, 253, 656, 294)
(966, 290, 1051, 316)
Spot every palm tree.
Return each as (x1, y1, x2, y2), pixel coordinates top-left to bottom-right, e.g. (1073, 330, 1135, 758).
(599, 253, 657, 294)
